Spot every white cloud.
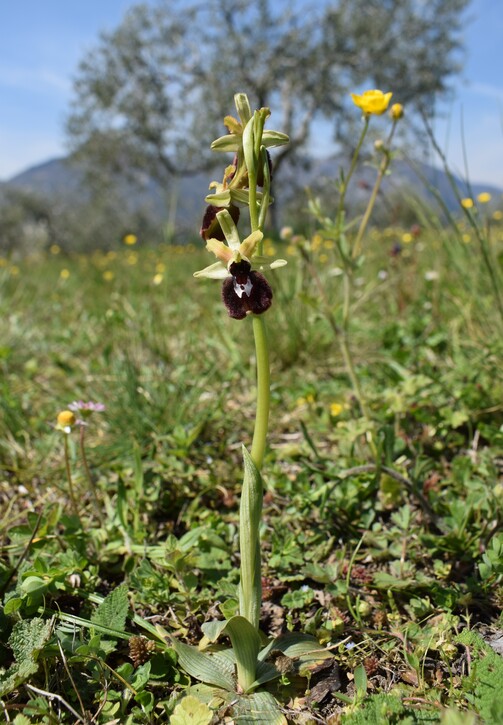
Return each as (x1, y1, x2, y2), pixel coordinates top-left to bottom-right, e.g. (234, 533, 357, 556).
(0, 65, 71, 95)
(463, 81, 503, 104)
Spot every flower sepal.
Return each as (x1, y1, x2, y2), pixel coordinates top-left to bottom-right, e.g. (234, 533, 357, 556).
(205, 188, 268, 209)
(261, 130, 290, 148)
(211, 134, 242, 153)
(210, 129, 289, 153)
(193, 261, 230, 280)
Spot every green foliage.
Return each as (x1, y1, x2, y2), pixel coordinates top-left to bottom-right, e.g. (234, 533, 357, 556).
(455, 630, 503, 724)
(91, 584, 129, 631)
(0, 198, 502, 720)
(0, 618, 52, 696)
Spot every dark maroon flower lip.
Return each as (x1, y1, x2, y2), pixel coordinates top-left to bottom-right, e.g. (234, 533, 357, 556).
(222, 260, 273, 319)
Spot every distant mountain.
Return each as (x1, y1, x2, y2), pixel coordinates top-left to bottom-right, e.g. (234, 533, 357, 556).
(2, 157, 212, 236)
(2, 153, 501, 234)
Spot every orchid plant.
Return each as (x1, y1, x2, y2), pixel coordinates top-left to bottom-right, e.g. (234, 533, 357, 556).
(160, 93, 331, 722)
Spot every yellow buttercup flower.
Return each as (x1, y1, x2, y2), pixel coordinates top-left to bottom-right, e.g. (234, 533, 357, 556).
(461, 198, 474, 209)
(477, 192, 491, 204)
(123, 233, 138, 246)
(351, 90, 393, 116)
(330, 402, 344, 417)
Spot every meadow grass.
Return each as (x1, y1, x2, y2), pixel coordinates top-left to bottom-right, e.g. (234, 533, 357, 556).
(0, 215, 502, 723)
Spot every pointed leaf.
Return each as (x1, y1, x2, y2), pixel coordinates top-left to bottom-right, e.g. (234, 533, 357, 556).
(170, 638, 235, 691)
(231, 691, 287, 724)
(200, 619, 228, 642)
(223, 616, 261, 692)
(200, 616, 261, 693)
(239, 446, 263, 630)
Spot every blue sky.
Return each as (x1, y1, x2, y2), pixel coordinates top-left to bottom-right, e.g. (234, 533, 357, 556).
(1, 0, 502, 186)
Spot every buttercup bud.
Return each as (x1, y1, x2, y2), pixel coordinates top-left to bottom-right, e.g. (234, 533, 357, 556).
(390, 103, 404, 120)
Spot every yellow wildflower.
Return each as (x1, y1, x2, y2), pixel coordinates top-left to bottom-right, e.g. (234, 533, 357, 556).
(60, 268, 70, 279)
(461, 198, 474, 209)
(351, 90, 393, 115)
(477, 192, 491, 204)
(123, 233, 138, 246)
(330, 402, 344, 417)
(103, 270, 114, 281)
(50, 244, 61, 255)
(152, 273, 164, 285)
(493, 210, 503, 221)
(401, 233, 413, 244)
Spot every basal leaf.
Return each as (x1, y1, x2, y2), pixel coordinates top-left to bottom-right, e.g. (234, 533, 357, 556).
(170, 638, 235, 691)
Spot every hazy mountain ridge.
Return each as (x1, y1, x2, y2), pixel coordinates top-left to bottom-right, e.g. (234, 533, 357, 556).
(2, 154, 501, 234)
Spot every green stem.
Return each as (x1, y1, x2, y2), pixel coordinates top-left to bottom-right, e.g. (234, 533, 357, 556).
(250, 315, 270, 470)
(238, 315, 269, 631)
(79, 426, 104, 525)
(63, 435, 80, 522)
(340, 274, 378, 459)
(352, 121, 397, 259)
(337, 117, 370, 222)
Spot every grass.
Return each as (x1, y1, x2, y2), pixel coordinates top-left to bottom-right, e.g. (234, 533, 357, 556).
(0, 212, 502, 723)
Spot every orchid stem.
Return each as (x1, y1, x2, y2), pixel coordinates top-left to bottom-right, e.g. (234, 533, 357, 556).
(250, 315, 270, 471)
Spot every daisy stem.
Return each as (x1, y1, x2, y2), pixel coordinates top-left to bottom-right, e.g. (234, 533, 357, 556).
(63, 435, 80, 523)
(79, 426, 104, 526)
